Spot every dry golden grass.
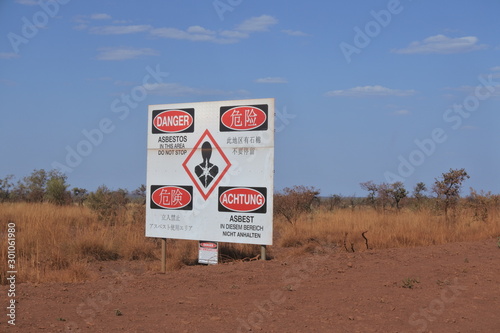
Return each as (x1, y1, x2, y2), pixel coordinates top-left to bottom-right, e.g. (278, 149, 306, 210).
(1, 203, 499, 284)
(0, 203, 262, 283)
(276, 206, 500, 252)
(0, 202, 158, 284)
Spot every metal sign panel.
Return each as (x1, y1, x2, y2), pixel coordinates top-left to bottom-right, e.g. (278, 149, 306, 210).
(146, 98, 274, 245)
(198, 241, 218, 265)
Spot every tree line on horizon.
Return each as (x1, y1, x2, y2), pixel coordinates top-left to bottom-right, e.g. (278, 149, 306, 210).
(274, 168, 498, 223)
(0, 169, 146, 221)
(0, 168, 497, 223)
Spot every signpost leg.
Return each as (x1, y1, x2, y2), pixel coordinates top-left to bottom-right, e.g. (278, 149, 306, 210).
(260, 245, 266, 261)
(161, 238, 167, 273)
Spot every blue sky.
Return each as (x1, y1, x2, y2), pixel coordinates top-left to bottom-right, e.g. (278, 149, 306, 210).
(1, 0, 499, 196)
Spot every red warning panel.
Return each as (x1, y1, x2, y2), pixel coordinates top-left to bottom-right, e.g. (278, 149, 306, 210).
(219, 105, 268, 131)
(150, 185, 193, 210)
(152, 108, 195, 133)
(218, 187, 267, 213)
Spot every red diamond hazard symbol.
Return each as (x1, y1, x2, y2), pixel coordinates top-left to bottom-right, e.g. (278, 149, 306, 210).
(182, 129, 231, 200)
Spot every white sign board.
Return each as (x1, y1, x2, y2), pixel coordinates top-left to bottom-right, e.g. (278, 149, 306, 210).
(198, 241, 218, 265)
(146, 98, 274, 245)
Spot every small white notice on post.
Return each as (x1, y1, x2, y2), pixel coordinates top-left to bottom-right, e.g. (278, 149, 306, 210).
(198, 241, 218, 265)
(145, 98, 274, 245)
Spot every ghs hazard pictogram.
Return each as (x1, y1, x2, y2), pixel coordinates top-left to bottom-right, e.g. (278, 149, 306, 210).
(182, 129, 231, 200)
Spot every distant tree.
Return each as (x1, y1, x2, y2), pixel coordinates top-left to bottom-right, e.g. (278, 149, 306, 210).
(72, 187, 88, 205)
(0, 175, 14, 202)
(86, 185, 129, 224)
(413, 182, 427, 200)
(376, 183, 392, 210)
(329, 194, 343, 211)
(361, 181, 407, 210)
(433, 168, 470, 218)
(111, 188, 129, 207)
(360, 181, 378, 208)
(86, 185, 109, 210)
(132, 184, 147, 205)
(389, 182, 408, 210)
(412, 182, 427, 210)
(467, 188, 492, 222)
(22, 169, 48, 202)
(9, 169, 70, 204)
(10, 180, 28, 202)
(349, 195, 359, 211)
(274, 185, 320, 224)
(44, 170, 70, 205)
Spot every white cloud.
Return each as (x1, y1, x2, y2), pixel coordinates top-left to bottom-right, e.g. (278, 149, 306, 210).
(90, 13, 112, 20)
(143, 82, 249, 97)
(235, 15, 278, 32)
(220, 30, 249, 39)
(392, 35, 488, 54)
(255, 77, 287, 84)
(445, 81, 500, 97)
(282, 29, 309, 37)
(393, 109, 411, 116)
(96, 47, 159, 61)
(326, 85, 417, 97)
(151, 26, 238, 44)
(74, 15, 143, 33)
(150, 27, 226, 42)
(468, 84, 500, 96)
(112, 20, 133, 24)
(150, 15, 277, 44)
(186, 26, 216, 35)
(73, 15, 88, 24)
(490, 66, 500, 72)
(0, 52, 20, 59)
(90, 25, 152, 35)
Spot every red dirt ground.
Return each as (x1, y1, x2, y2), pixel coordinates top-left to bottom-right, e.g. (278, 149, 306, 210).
(1, 239, 499, 333)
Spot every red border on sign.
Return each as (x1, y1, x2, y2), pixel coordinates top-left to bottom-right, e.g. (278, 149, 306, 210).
(182, 129, 232, 200)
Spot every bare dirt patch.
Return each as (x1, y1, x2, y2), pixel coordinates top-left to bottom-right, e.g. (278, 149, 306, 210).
(2, 239, 499, 332)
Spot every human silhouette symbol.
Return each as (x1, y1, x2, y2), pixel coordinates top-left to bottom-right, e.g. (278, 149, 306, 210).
(195, 141, 219, 188)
